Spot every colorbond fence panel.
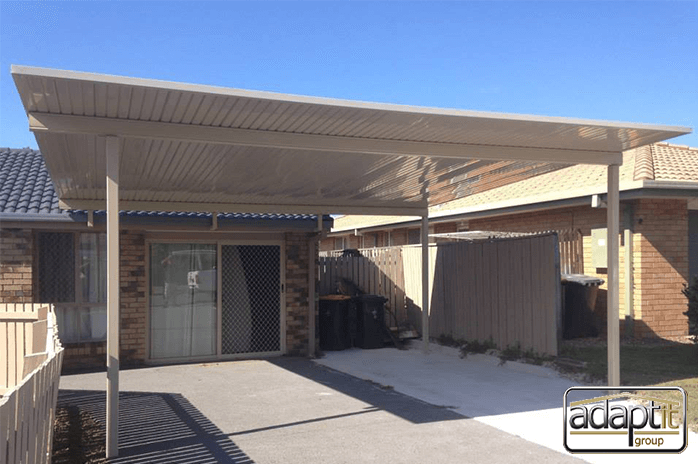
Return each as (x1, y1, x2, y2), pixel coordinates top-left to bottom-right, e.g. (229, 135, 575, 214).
(320, 232, 561, 356)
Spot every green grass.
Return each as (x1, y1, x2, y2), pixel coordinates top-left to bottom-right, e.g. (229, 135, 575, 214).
(560, 342, 698, 385)
(560, 341, 698, 431)
(634, 379, 698, 432)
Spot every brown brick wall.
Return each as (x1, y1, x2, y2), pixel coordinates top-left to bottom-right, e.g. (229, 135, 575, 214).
(285, 232, 313, 356)
(434, 223, 457, 234)
(0, 229, 33, 303)
(633, 199, 688, 337)
(119, 231, 147, 363)
(61, 342, 107, 371)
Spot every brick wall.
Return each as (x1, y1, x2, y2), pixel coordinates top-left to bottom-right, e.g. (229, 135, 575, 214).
(633, 199, 688, 337)
(285, 232, 314, 355)
(0, 229, 33, 303)
(119, 231, 147, 363)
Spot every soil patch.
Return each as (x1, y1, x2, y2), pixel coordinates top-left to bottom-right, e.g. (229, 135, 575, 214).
(52, 406, 106, 464)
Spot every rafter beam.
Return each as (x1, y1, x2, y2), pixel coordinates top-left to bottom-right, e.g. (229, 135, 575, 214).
(28, 112, 623, 165)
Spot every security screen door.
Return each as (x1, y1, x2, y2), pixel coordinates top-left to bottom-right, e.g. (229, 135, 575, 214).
(221, 245, 281, 354)
(149, 242, 282, 359)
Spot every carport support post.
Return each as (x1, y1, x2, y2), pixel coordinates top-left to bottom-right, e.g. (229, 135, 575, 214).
(421, 214, 429, 352)
(607, 164, 620, 386)
(106, 136, 120, 458)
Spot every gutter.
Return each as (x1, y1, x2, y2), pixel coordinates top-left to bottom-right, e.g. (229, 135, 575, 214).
(0, 211, 333, 231)
(0, 212, 82, 223)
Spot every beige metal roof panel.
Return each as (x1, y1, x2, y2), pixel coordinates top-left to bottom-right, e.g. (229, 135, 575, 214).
(12, 66, 692, 215)
(14, 66, 690, 152)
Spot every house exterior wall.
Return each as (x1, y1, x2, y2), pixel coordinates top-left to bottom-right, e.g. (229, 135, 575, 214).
(0, 229, 33, 303)
(0, 226, 316, 370)
(61, 230, 148, 370)
(633, 199, 688, 337)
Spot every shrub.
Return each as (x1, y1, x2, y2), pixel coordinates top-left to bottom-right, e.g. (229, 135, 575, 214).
(682, 276, 698, 343)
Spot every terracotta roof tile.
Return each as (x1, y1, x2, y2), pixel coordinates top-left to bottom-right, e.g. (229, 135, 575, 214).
(652, 143, 698, 182)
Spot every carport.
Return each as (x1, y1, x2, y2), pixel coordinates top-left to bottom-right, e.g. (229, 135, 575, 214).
(11, 65, 691, 458)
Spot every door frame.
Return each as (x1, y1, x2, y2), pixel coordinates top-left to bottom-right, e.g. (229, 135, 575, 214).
(145, 236, 286, 363)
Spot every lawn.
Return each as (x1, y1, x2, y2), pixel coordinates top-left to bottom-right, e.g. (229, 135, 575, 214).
(560, 340, 698, 431)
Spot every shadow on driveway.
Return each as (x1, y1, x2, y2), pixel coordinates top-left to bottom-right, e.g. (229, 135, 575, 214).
(266, 357, 466, 424)
(57, 389, 254, 464)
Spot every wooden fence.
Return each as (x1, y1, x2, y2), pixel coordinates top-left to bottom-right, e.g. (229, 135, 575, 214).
(319, 233, 561, 356)
(319, 247, 407, 326)
(1, 304, 64, 464)
(555, 228, 584, 275)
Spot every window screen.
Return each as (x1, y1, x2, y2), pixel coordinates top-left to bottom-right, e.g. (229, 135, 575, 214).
(38, 232, 75, 303)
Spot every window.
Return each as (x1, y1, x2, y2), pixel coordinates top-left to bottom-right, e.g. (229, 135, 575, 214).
(37, 232, 107, 343)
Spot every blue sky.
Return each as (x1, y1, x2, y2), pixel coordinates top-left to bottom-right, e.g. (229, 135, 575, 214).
(1, 1, 696, 148)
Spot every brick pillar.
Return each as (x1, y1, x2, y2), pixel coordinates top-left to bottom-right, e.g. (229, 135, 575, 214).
(120, 231, 147, 363)
(285, 232, 311, 355)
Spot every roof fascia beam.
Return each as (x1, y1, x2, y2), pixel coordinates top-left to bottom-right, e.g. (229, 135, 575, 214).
(29, 112, 622, 165)
(57, 198, 426, 216)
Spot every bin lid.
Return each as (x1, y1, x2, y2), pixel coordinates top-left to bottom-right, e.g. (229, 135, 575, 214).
(320, 294, 353, 301)
(561, 273, 605, 286)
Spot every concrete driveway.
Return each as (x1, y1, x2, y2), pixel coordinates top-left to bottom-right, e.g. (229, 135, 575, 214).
(315, 343, 697, 464)
(58, 354, 583, 463)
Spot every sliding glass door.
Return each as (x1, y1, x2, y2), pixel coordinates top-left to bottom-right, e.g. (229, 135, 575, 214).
(149, 243, 217, 359)
(149, 241, 283, 360)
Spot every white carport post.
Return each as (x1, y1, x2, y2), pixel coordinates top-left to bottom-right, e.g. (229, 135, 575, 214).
(607, 164, 620, 386)
(106, 136, 120, 458)
(421, 214, 430, 352)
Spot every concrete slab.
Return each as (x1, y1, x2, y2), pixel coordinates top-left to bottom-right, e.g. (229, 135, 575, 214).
(315, 343, 697, 463)
(59, 357, 583, 463)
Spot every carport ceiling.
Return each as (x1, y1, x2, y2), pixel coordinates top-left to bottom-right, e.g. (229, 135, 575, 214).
(12, 66, 691, 215)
